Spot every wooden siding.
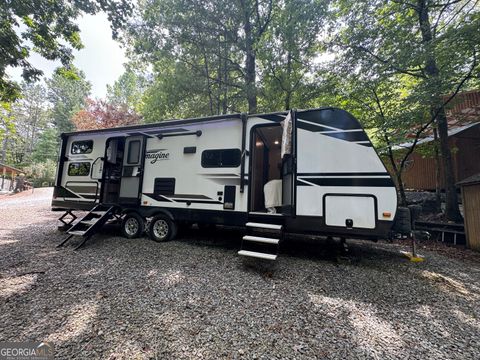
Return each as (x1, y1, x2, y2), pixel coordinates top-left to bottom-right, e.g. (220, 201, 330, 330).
(401, 153, 440, 190)
(397, 125, 480, 191)
(462, 184, 480, 251)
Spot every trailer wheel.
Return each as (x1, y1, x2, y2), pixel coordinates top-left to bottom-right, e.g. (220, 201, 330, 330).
(149, 215, 177, 242)
(121, 213, 144, 239)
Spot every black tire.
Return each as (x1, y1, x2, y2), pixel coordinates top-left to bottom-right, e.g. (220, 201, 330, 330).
(149, 215, 177, 242)
(121, 212, 145, 239)
(393, 207, 412, 234)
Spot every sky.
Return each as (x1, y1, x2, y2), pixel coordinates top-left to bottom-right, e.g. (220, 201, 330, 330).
(7, 13, 127, 99)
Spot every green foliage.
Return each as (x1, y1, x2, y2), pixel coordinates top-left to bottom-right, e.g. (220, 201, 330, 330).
(124, 0, 327, 117)
(107, 66, 147, 114)
(258, 0, 326, 110)
(141, 60, 218, 122)
(327, 0, 479, 215)
(0, 101, 15, 142)
(0, 0, 133, 102)
(126, 0, 247, 116)
(47, 66, 91, 134)
(23, 159, 57, 187)
(32, 128, 59, 163)
(329, 0, 479, 105)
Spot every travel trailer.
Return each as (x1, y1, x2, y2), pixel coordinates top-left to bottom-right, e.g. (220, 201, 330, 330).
(53, 108, 398, 258)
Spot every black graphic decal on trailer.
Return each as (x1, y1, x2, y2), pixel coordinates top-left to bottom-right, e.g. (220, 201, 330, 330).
(297, 177, 395, 187)
(143, 193, 223, 204)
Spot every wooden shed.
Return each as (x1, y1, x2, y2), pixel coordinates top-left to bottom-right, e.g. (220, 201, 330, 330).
(398, 123, 480, 190)
(458, 173, 480, 251)
(390, 89, 480, 191)
(0, 162, 23, 191)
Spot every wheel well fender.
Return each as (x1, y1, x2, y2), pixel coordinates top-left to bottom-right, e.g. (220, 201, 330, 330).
(148, 209, 175, 221)
(120, 208, 143, 217)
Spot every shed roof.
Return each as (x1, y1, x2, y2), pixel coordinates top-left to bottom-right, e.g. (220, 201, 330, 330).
(393, 122, 480, 150)
(457, 173, 480, 186)
(0, 162, 22, 173)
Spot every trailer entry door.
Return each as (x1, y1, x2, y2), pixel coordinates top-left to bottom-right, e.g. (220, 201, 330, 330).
(119, 135, 145, 205)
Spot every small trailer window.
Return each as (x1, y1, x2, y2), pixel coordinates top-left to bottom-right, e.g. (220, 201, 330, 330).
(127, 140, 141, 164)
(68, 162, 91, 176)
(71, 140, 93, 154)
(201, 149, 241, 168)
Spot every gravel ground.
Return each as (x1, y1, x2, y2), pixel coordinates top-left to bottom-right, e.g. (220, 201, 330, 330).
(1, 188, 480, 359)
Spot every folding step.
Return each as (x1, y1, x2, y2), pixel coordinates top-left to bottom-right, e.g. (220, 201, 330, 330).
(246, 222, 282, 231)
(81, 219, 97, 226)
(243, 235, 279, 245)
(238, 250, 277, 261)
(68, 230, 87, 236)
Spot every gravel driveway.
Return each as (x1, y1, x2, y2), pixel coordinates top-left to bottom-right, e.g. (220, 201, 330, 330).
(1, 188, 480, 359)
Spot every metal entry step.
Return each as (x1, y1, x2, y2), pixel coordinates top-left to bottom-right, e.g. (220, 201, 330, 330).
(243, 235, 279, 245)
(246, 222, 283, 231)
(238, 250, 277, 261)
(239, 219, 284, 261)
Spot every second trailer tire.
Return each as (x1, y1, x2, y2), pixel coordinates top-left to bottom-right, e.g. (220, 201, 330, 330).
(121, 213, 145, 239)
(149, 215, 177, 242)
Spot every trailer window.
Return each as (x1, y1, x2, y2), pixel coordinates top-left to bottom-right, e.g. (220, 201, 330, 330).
(71, 140, 93, 154)
(127, 140, 141, 164)
(68, 162, 91, 176)
(201, 149, 241, 168)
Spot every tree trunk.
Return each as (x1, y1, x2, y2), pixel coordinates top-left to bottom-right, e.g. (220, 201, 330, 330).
(396, 170, 408, 206)
(284, 51, 293, 110)
(1, 136, 7, 163)
(435, 105, 462, 221)
(384, 134, 407, 206)
(203, 52, 214, 115)
(222, 31, 229, 114)
(417, 0, 462, 222)
(241, 0, 257, 114)
(433, 127, 442, 213)
(244, 33, 257, 113)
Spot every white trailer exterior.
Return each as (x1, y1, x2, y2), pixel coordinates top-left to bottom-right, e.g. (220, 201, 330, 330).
(53, 108, 398, 255)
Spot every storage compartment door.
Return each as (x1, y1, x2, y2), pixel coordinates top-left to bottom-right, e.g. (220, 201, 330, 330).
(325, 195, 376, 229)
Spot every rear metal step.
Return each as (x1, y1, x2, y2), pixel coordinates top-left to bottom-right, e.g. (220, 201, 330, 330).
(238, 250, 277, 260)
(243, 235, 279, 245)
(246, 222, 282, 231)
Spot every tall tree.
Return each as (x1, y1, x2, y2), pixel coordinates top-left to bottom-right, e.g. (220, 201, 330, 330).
(107, 66, 147, 114)
(32, 127, 59, 163)
(0, 101, 15, 163)
(330, 0, 480, 221)
(0, 0, 133, 101)
(320, 71, 431, 206)
(11, 82, 50, 156)
(125, 0, 277, 115)
(47, 67, 91, 134)
(259, 0, 325, 110)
